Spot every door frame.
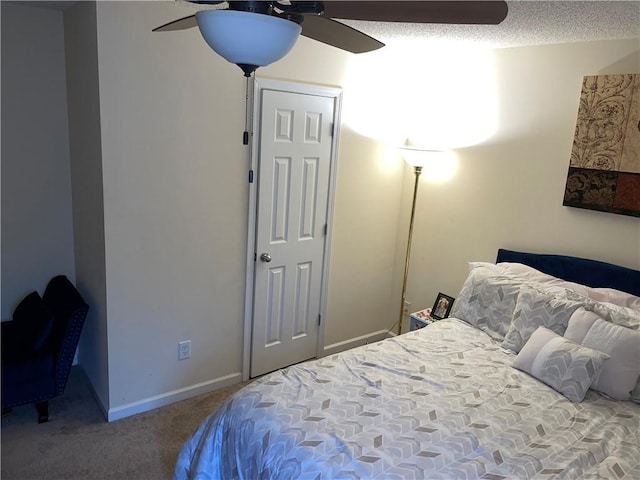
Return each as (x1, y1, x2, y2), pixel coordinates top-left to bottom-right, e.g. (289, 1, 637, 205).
(242, 77, 343, 381)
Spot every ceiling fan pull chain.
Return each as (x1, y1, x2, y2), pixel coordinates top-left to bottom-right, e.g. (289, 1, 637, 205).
(243, 75, 250, 145)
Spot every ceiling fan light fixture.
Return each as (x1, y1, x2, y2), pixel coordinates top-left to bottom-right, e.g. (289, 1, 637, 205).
(195, 9, 302, 75)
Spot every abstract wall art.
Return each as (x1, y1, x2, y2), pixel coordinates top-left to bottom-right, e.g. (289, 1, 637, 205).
(563, 74, 640, 217)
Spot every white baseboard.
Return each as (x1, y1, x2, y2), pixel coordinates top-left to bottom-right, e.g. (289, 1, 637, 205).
(105, 331, 394, 421)
(322, 329, 393, 357)
(107, 371, 242, 422)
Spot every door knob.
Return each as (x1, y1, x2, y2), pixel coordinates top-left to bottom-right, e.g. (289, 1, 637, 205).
(260, 253, 272, 263)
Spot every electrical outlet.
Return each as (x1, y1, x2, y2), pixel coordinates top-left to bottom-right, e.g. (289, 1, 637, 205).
(178, 340, 191, 360)
(403, 300, 411, 314)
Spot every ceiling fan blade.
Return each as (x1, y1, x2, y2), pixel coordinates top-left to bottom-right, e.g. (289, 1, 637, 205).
(153, 14, 198, 32)
(321, 1, 508, 25)
(301, 16, 384, 53)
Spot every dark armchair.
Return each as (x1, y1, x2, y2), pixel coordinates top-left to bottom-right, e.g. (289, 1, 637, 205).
(1, 275, 89, 423)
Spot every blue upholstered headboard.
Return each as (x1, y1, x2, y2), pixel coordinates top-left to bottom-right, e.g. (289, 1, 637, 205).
(496, 249, 640, 297)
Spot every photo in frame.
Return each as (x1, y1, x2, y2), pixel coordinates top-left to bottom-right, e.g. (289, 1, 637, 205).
(431, 293, 455, 320)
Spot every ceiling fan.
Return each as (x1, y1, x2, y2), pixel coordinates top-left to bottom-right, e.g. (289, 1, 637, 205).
(154, 1, 509, 77)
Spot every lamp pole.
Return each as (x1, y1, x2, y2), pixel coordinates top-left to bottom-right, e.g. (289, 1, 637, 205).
(397, 165, 422, 335)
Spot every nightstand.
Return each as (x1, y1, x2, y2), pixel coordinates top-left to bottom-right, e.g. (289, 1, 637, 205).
(409, 308, 434, 331)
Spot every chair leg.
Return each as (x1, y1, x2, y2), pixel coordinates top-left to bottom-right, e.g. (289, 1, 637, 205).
(35, 401, 49, 423)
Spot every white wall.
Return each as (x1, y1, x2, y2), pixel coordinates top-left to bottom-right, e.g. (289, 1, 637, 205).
(401, 39, 640, 324)
(1, 2, 75, 319)
(96, 1, 248, 414)
(64, 0, 110, 415)
(88, 1, 403, 418)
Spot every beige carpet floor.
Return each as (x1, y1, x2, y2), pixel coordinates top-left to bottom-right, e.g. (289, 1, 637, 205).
(1, 367, 246, 480)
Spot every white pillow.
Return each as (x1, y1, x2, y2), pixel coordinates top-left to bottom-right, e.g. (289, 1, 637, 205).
(564, 308, 640, 401)
(587, 288, 640, 310)
(468, 261, 503, 272)
(513, 327, 609, 403)
(497, 262, 640, 310)
(496, 262, 590, 296)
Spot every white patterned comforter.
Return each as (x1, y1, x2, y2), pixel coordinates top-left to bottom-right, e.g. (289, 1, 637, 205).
(174, 319, 639, 479)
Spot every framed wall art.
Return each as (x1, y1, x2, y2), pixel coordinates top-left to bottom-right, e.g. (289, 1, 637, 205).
(563, 74, 640, 217)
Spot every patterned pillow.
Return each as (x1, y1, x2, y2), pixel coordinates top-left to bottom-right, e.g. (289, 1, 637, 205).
(563, 290, 640, 330)
(501, 286, 582, 353)
(584, 301, 640, 330)
(450, 266, 521, 341)
(564, 308, 640, 401)
(513, 327, 609, 403)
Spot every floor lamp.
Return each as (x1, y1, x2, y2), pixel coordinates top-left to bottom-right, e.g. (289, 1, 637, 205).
(396, 148, 439, 335)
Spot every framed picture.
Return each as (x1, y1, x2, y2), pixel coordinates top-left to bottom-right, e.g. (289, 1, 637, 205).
(431, 293, 455, 320)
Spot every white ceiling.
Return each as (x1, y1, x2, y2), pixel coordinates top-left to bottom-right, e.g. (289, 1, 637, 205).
(342, 1, 640, 49)
(20, 0, 640, 48)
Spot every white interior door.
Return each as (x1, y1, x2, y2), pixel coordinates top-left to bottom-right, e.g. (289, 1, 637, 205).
(250, 86, 336, 378)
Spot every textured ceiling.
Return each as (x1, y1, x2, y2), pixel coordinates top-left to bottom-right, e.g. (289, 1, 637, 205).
(19, 0, 640, 48)
(342, 1, 640, 48)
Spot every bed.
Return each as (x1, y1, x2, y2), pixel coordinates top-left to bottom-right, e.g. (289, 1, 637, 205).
(175, 249, 640, 479)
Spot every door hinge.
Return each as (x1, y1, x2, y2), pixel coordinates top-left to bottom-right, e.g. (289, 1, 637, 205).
(249, 169, 254, 183)
(323, 224, 328, 236)
(318, 314, 321, 326)
(330, 123, 334, 137)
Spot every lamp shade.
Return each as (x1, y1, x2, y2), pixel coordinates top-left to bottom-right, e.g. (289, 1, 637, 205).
(399, 147, 446, 167)
(195, 10, 302, 70)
